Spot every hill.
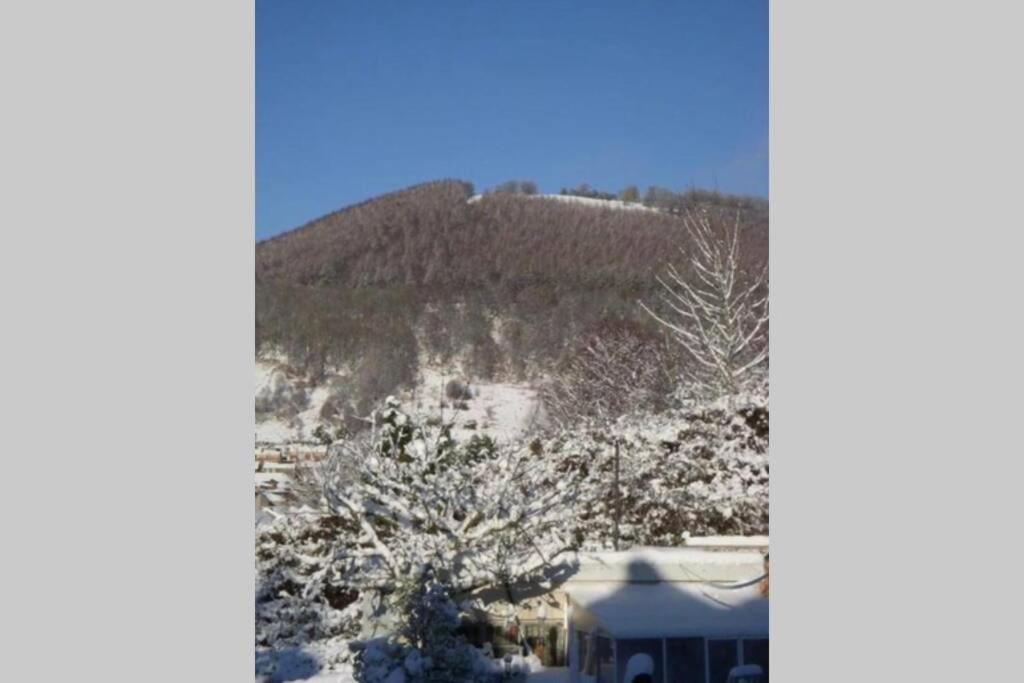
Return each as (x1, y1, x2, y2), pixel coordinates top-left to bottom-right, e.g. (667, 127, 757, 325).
(257, 180, 766, 290)
(256, 179, 768, 433)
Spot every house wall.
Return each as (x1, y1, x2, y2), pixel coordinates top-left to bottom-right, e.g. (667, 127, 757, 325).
(459, 591, 572, 667)
(464, 545, 768, 680)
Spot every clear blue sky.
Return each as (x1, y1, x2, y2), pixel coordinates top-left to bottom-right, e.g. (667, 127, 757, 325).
(257, 0, 767, 240)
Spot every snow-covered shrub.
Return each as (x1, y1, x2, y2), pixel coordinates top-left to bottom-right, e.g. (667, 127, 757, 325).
(445, 380, 473, 401)
(462, 434, 496, 462)
(547, 388, 769, 546)
(312, 424, 334, 445)
(323, 399, 583, 594)
(352, 568, 494, 683)
(255, 514, 363, 651)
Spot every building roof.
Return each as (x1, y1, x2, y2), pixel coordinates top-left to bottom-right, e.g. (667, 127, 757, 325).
(680, 535, 768, 548)
(567, 581, 768, 639)
(563, 541, 769, 638)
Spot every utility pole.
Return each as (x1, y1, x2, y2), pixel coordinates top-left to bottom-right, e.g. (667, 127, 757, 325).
(612, 438, 620, 551)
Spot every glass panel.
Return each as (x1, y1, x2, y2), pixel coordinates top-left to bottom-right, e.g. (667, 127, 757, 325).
(524, 623, 560, 666)
(742, 638, 769, 681)
(666, 637, 706, 683)
(708, 639, 739, 683)
(556, 626, 567, 667)
(579, 632, 597, 677)
(596, 636, 615, 683)
(617, 639, 663, 683)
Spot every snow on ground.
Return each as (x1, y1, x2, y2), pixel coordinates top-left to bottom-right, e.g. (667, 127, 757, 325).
(256, 358, 543, 445)
(256, 360, 340, 443)
(255, 667, 566, 682)
(294, 384, 334, 435)
(256, 417, 299, 443)
(255, 662, 566, 682)
(255, 659, 354, 683)
(255, 470, 293, 487)
(404, 367, 542, 444)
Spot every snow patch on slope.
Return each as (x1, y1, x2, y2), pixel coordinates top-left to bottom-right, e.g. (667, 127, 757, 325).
(468, 193, 661, 214)
(256, 360, 345, 443)
(256, 356, 544, 445)
(533, 193, 661, 213)
(402, 366, 543, 444)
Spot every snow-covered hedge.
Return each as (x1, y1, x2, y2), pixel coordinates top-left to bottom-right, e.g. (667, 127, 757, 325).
(552, 391, 769, 545)
(256, 514, 363, 648)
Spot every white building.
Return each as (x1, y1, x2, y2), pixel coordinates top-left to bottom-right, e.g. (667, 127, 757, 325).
(565, 542, 768, 682)
(461, 537, 769, 683)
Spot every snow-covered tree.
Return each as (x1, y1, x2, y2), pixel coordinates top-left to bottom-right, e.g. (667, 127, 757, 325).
(352, 567, 489, 683)
(255, 513, 365, 674)
(641, 210, 768, 399)
(321, 398, 582, 597)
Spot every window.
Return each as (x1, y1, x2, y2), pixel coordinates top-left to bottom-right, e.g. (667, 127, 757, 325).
(666, 637, 706, 682)
(742, 638, 769, 681)
(524, 623, 562, 666)
(578, 632, 597, 677)
(617, 639, 663, 683)
(708, 639, 739, 683)
(596, 636, 615, 683)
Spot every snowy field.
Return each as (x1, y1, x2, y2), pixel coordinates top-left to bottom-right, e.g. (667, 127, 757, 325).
(406, 367, 542, 444)
(256, 361, 340, 443)
(255, 360, 542, 446)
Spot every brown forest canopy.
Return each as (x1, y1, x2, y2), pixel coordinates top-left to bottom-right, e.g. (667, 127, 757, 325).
(256, 180, 767, 398)
(256, 179, 767, 290)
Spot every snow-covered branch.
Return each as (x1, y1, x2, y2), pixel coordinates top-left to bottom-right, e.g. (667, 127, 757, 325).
(321, 399, 583, 596)
(640, 210, 768, 399)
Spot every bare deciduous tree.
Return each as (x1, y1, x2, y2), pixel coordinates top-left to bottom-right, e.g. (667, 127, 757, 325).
(541, 320, 675, 428)
(640, 210, 768, 398)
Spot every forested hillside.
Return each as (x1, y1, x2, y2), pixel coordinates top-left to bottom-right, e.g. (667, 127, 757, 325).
(256, 179, 768, 426)
(257, 180, 766, 290)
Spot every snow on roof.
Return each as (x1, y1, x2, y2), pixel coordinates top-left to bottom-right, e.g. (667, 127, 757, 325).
(567, 581, 768, 639)
(682, 536, 769, 548)
(566, 546, 766, 584)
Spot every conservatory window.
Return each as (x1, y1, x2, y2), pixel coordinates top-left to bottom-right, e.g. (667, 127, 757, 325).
(579, 632, 597, 677)
(741, 638, 768, 681)
(617, 639, 663, 683)
(708, 639, 739, 683)
(665, 637, 706, 682)
(596, 636, 615, 683)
